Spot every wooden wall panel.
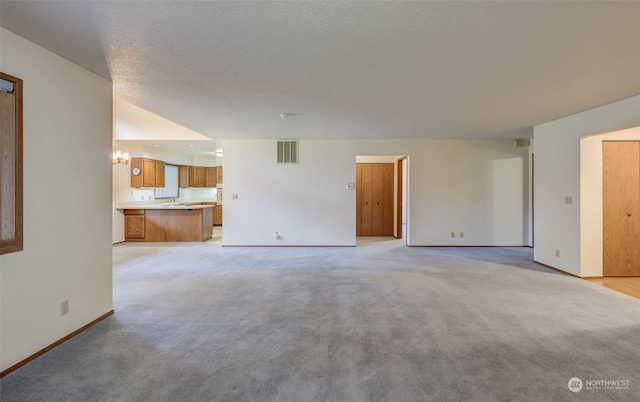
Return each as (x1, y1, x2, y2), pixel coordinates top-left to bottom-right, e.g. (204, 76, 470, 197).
(145, 209, 204, 242)
(603, 141, 640, 276)
(201, 207, 213, 239)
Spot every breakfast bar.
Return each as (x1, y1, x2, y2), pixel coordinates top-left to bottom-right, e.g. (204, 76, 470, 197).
(120, 204, 213, 242)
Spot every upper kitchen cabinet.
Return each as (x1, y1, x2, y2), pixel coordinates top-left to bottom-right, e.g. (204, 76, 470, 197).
(142, 158, 155, 186)
(155, 160, 165, 187)
(190, 166, 206, 187)
(205, 167, 217, 187)
(217, 166, 223, 184)
(179, 165, 218, 188)
(131, 157, 165, 188)
(179, 165, 190, 188)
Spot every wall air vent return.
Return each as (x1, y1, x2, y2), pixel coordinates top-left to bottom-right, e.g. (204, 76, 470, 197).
(277, 140, 299, 164)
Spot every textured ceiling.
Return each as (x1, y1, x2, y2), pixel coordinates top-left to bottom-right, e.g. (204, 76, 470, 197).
(1, 1, 639, 141)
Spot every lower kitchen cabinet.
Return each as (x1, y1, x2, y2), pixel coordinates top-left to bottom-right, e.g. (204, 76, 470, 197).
(213, 205, 223, 226)
(124, 210, 145, 240)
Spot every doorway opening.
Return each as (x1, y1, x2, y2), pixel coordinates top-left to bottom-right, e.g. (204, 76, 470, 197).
(579, 126, 640, 277)
(355, 155, 408, 246)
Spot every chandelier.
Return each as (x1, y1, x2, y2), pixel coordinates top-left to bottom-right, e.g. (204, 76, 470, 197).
(112, 150, 130, 165)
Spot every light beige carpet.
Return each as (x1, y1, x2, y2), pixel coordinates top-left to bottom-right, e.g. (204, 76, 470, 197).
(2, 241, 639, 401)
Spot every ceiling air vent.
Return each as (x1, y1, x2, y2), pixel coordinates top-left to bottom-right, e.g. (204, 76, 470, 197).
(277, 140, 299, 164)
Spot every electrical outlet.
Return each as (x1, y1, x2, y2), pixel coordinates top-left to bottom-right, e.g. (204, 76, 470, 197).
(460, 232, 464, 238)
(555, 249, 560, 258)
(565, 196, 573, 205)
(60, 300, 69, 316)
(450, 232, 455, 238)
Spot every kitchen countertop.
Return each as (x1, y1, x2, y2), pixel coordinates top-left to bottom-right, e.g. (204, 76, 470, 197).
(118, 203, 214, 210)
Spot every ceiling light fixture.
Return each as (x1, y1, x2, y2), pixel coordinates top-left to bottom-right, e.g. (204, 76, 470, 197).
(112, 150, 130, 165)
(280, 113, 289, 119)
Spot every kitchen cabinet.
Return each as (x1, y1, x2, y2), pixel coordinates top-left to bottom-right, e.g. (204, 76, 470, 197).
(155, 160, 165, 187)
(131, 157, 165, 188)
(124, 209, 145, 240)
(213, 205, 223, 226)
(178, 165, 219, 188)
(205, 167, 217, 187)
(142, 158, 155, 187)
(217, 166, 223, 184)
(179, 165, 190, 188)
(190, 166, 205, 187)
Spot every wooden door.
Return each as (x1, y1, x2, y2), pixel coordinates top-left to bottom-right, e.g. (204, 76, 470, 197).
(603, 141, 640, 276)
(356, 163, 394, 236)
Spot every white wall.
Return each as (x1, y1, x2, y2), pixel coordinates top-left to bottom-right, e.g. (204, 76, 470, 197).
(113, 98, 211, 141)
(223, 139, 529, 246)
(534, 95, 640, 276)
(580, 126, 640, 277)
(0, 29, 113, 372)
